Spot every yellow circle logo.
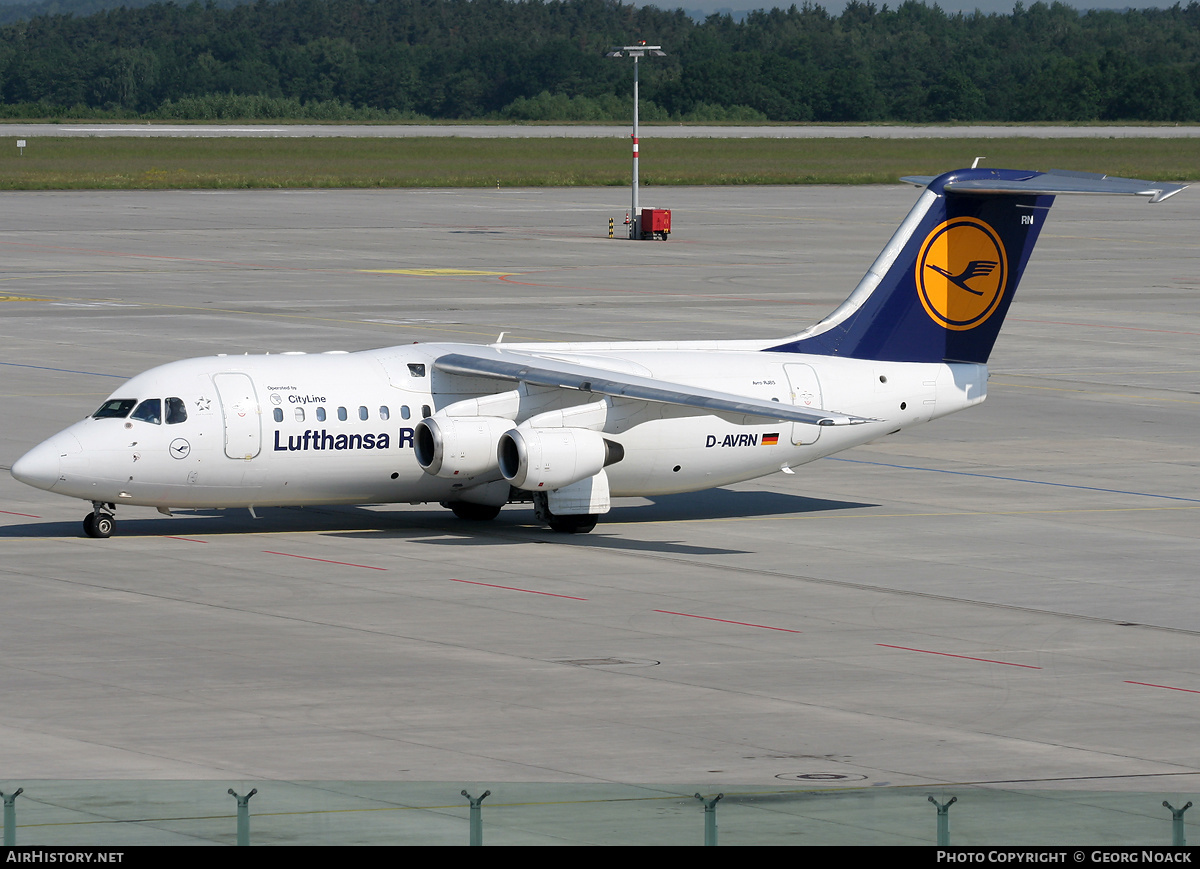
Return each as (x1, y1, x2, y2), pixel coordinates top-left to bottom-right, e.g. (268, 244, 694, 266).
(915, 217, 1008, 331)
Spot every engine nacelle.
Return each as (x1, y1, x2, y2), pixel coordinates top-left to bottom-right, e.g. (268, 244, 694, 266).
(414, 416, 513, 479)
(498, 427, 623, 491)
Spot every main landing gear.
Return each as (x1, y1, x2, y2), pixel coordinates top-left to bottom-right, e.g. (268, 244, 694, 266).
(533, 492, 597, 535)
(83, 502, 116, 538)
(444, 495, 599, 533)
(448, 501, 503, 522)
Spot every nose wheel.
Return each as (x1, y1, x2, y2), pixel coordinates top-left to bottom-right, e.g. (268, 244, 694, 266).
(83, 505, 116, 538)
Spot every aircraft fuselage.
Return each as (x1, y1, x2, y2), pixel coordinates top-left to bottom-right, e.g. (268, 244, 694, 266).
(15, 341, 986, 511)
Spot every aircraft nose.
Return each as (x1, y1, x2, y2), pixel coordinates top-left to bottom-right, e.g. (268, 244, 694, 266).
(11, 431, 81, 492)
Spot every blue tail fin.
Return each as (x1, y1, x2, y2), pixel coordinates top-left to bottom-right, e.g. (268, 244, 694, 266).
(768, 167, 1185, 365)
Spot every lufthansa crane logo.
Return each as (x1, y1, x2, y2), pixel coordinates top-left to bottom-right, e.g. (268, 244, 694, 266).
(915, 217, 1008, 331)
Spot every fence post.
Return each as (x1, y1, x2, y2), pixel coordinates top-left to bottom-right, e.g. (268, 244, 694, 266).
(694, 792, 724, 845)
(928, 795, 957, 846)
(1163, 800, 1193, 846)
(227, 787, 257, 846)
(2, 788, 23, 846)
(462, 789, 491, 846)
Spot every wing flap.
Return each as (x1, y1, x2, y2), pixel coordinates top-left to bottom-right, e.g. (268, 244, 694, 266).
(433, 350, 873, 427)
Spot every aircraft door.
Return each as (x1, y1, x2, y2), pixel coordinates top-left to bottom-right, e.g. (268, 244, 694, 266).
(213, 372, 262, 459)
(784, 363, 823, 445)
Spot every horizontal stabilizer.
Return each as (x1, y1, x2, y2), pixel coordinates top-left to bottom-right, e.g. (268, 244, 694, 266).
(901, 168, 1186, 203)
(775, 165, 1187, 365)
(434, 349, 873, 426)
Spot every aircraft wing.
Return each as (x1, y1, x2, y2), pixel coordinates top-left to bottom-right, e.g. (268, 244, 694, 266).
(433, 348, 874, 427)
(901, 168, 1187, 203)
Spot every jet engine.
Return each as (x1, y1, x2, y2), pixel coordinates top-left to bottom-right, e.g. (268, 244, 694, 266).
(497, 427, 624, 491)
(414, 416, 514, 479)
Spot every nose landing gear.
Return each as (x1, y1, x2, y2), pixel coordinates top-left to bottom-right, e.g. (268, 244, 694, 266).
(83, 502, 116, 538)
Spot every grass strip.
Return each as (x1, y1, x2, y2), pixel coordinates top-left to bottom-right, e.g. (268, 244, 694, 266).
(0, 136, 1194, 189)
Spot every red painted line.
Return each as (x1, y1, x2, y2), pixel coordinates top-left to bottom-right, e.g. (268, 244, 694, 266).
(263, 550, 387, 571)
(654, 610, 801, 633)
(877, 643, 1041, 669)
(1125, 680, 1200, 695)
(165, 536, 208, 543)
(450, 578, 586, 600)
(0, 509, 41, 518)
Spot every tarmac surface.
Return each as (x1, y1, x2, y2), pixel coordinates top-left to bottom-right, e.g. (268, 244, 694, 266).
(0, 183, 1197, 805)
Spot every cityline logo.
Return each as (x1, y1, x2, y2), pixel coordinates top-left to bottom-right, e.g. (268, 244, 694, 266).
(915, 217, 1008, 331)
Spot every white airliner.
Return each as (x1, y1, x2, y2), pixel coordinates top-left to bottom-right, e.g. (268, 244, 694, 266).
(11, 168, 1186, 537)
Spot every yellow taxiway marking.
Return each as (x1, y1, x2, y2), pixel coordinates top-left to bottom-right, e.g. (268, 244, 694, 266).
(0, 295, 40, 301)
(358, 268, 512, 276)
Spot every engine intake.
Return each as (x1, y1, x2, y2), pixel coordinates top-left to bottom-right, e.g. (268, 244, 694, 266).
(414, 416, 514, 479)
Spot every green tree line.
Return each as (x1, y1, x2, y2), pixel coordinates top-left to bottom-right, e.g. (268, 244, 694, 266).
(0, 0, 1198, 122)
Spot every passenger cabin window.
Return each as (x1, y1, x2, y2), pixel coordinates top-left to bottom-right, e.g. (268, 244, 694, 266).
(421, 405, 431, 418)
(273, 408, 284, 422)
(93, 398, 137, 419)
(358, 406, 368, 421)
(165, 397, 187, 424)
(295, 407, 305, 422)
(379, 406, 390, 421)
(337, 407, 347, 421)
(316, 407, 326, 422)
(130, 399, 162, 425)
(401, 406, 411, 420)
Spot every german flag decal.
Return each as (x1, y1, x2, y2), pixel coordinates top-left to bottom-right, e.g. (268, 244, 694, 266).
(762, 433, 780, 446)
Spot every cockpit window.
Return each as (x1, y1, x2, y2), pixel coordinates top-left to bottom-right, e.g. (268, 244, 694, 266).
(165, 397, 188, 424)
(130, 398, 162, 425)
(93, 398, 137, 419)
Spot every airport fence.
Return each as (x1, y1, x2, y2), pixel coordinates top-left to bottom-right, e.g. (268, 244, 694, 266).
(0, 782, 1197, 846)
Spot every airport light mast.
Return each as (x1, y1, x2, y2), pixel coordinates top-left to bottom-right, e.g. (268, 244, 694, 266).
(606, 42, 666, 239)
